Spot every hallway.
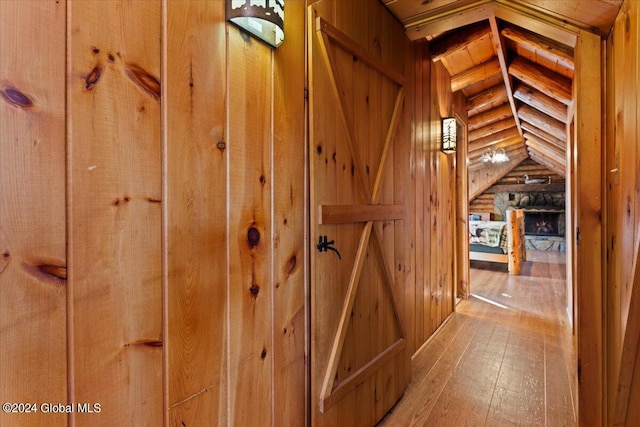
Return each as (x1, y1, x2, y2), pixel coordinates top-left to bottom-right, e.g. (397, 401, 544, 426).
(378, 250, 576, 426)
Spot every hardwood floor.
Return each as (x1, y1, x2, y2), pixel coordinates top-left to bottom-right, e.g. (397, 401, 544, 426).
(378, 250, 576, 426)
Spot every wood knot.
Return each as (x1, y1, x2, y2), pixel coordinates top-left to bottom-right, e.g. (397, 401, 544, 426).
(216, 141, 226, 152)
(247, 227, 260, 247)
(261, 348, 267, 359)
(85, 66, 102, 90)
(249, 284, 260, 296)
(125, 63, 161, 101)
(1, 86, 33, 108)
(285, 255, 297, 276)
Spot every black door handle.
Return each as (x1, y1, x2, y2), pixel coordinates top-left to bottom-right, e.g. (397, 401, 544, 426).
(317, 235, 342, 260)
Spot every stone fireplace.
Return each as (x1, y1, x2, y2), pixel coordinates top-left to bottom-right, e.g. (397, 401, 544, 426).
(494, 191, 566, 251)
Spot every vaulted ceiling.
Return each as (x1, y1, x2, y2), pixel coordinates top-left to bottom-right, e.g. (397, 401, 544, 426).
(381, 0, 623, 178)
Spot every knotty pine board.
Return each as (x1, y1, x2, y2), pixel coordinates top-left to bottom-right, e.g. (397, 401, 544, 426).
(227, 24, 273, 427)
(0, 1, 67, 426)
(272, 0, 307, 425)
(165, 1, 227, 425)
(68, 1, 163, 425)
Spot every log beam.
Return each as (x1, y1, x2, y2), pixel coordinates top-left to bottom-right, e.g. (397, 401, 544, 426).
(509, 56, 572, 105)
(469, 117, 516, 141)
(469, 104, 513, 131)
(528, 148, 565, 177)
(517, 105, 567, 141)
(451, 57, 501, 92)
(467, 84, 508, 117)
(524, 132, 566, 155)
(521, 121, 567, 151)
(501, 26, 574, 72)
(468, 127, 521, 152)
(513, 83, 568, 123)
(525, 138, 566, 166)
(430, 21, 491, 62)
(489, 16, 523, 137)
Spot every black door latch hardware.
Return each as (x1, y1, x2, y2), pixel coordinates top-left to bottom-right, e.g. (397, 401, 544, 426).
(317, 235, 342, 260)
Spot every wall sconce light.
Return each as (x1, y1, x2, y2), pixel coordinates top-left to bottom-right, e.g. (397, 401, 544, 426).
(226, 0, 285, 48)
(441, 117, 457, 153)
(479, 147, 510, 163)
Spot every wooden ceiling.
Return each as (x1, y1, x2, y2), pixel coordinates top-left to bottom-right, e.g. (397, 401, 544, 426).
(381, 0, 624, 178)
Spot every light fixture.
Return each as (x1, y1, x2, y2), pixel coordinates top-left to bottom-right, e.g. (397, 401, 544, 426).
(226, 0, 285, 48)
(480, 147, 510, 163)
(441, 117, 457, 153)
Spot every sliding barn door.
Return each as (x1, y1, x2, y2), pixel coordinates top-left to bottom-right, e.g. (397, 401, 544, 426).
(308, 13, 410, 426)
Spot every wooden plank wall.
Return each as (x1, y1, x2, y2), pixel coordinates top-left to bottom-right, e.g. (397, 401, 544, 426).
(1, 0, 462, 424)
(413, 45, 459, 350)
(606, 1, 640, 425)
(0, 1, 305, 426)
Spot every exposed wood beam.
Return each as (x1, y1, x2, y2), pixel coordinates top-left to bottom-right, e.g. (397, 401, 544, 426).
(523, 131, 566, 154)
(467, 84, 508, 117)
(492, 1, 578, 47)
(525, 138, 566, 166)
(450, 57, 501, 92)
(501, 26, 574, 72)
(483, 182, 565, 193)
(521, 121, 567, 150)
(468, 127, 521, 152)
(513, 83, 568, 123)
(528, 148, 565, 177)
(404, 0, 494, 41)
(501, 0, 610, 38)
(468, 103, 513, 131)
(430, 21, 491, 62)
(489, 16, 523, 137)
(469, 118, 516, 141)
(509, 56, 573, 106)
(517, 105, 567, 141)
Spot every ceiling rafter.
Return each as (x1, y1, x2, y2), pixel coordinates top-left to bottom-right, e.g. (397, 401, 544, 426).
(468, 103, 513, 130)
(467, 84, 508, 116)
(501, 26, 574, 71)
(430, 20, 491, 62)
(489, 15, 523, 138)
(509, 56, 573, 105)
(517, 105, 567, 141)
(513, 83, 568, 123)
(450, 57, 502, 92)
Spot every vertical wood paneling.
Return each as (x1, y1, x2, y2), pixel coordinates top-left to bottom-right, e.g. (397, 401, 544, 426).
(455, 92, 470, 299)
(227, 27, 273, 427)
(606, 1, 640, 425)
(272, 1, 306, 425)
(309, 3, 338, 426)
(575, 29, 603, 426)
(68, 1, 163, 424)
(0, 1, 67, 426)
(165, 1, 227, 425)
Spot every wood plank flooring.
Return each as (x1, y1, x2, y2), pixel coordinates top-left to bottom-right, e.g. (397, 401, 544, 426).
(378, 250, 576, 426)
